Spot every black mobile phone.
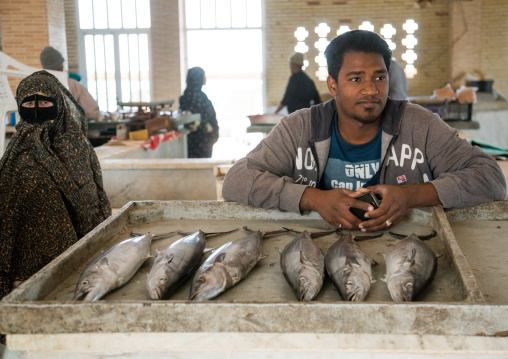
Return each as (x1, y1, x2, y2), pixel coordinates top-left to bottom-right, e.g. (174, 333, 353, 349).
(349, 192, 381, 221)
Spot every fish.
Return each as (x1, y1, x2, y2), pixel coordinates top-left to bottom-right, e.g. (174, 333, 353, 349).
(279, 229, 333, 301)
(324, 233, 374, 302)
(146, 229, 237, 300)
(383, 233, 437, 302)
(189, 227, 285, 301)
(74, 232, 175, 301)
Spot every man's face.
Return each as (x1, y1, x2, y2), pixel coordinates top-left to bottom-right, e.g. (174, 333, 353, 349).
(327, 51, 388, 125)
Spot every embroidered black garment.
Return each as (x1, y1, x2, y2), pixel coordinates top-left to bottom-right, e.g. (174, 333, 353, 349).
(0, 70, 111, 300)
(179, 67, 219, 158)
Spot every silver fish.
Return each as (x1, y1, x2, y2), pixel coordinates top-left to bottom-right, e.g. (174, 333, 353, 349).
(325, 233, 374, 302)
(146, 229, 237, 300)
(279, 230, 325, 301)
(384, 233, 437, 302)
(74, 232, 170, 301)
(189, 230, 264, 301)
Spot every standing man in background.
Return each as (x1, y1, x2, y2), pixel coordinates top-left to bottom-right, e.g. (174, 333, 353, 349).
(275, 52, 322, 114)
(40, 46, 100, 121)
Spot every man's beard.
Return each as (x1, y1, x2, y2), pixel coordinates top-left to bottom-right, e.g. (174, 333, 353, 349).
(338, 101, 382, 125)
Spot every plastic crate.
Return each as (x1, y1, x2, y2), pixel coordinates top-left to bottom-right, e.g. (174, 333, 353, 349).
(420, 101, 473, 121)
(444, 102, 473, 121)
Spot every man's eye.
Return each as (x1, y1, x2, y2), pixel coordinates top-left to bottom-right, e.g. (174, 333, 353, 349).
(377, 75, 387, 81)
(350, 78, 360, 82)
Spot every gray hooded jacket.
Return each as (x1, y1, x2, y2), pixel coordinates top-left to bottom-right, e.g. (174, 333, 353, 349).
(222, 99, 506, 214)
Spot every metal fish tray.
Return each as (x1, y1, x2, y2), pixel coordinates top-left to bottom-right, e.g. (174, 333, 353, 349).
(1, 201, 507, 337)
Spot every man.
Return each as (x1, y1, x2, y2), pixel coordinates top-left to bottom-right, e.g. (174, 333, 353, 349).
(40, 46, 100, 121)
(275, 52, 322, 114)
(222, 30, 506, 232)
(388, 58, 408, 100)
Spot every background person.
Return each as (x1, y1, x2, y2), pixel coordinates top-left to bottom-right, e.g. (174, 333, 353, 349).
(275, 52, 322, 114)
(40, 46, 100, 121)
(179, 67, 219, 158)
(222, 30, 506, 232)
(0, 71, 111, 301)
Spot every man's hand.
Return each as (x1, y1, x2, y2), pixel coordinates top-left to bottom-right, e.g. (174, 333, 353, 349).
(300, 187, 378, 229)
(357, 183, 441, 232)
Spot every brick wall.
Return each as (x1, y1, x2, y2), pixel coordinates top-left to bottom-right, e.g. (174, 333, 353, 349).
(46, 0, 67, 66)
(2, 0, 507, 108)
(481, 0, 508, 97)
(0, 0, 66, 93)
(265, 0, 457, 105)
(0, 0, 50, 68)
(264, 0, 508, 104)
(64, 0, 79, 74)
(450, 1, 482, 88)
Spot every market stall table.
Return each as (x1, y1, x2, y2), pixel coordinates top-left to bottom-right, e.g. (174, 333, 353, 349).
(1, 201, 508, 358)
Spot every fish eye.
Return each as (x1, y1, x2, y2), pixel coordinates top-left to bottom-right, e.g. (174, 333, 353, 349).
(82, 280, 89, 286)
(299, 277, 307, 283)
(347, 281, 354, 286)
(406, 283, 413, 288)
(196, 277, 205, 284)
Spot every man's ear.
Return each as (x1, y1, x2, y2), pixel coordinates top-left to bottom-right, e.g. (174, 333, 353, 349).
(327, 75, 337, 97)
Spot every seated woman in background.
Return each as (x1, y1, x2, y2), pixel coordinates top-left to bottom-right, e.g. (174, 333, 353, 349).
(0, 70, 111, 300)
(179, 67, 219, 158)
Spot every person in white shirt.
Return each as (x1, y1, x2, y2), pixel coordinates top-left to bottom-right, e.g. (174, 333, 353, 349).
(40, 46, 99, 121)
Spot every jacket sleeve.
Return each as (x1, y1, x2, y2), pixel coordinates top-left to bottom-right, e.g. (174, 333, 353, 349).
(222, 115, 310, 214)
(425, 116, 507, 208)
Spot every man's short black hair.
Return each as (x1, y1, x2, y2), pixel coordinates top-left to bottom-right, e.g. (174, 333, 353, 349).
(325, 30, 392, 81)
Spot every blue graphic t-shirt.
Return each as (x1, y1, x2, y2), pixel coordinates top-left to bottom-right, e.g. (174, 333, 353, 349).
(320, 112, 381, 190)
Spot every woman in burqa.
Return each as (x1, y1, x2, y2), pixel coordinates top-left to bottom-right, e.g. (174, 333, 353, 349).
(179, 67, 219, 158)
(0, 71, 111, 300)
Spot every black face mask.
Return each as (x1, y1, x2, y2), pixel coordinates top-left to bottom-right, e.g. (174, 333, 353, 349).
(19, 94, 58, 125)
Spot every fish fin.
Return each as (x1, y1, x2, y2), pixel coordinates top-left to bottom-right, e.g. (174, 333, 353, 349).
(388, 231, 407, 240)
(371, 259, 378, 266)
(300, 251, 309, 264)
(380, 275, 387, 283)
(203, 247, 215, 254)
(203, 228, 239, 238)
(275, 247, 282, 254)
(165, 253, 174, 264)
(99, 257, 109, 266)
(258, 255, 268, 261)
(347, 257, 360, 267)
(214, 253, 226, 263)
(309, 229, 337, 238)
(354, 232, 383, 241)
(405, 248, 417, 267)
(242, 226, 254, 233)
(371, 279, 377, 284)
(377, 251, 385, 258)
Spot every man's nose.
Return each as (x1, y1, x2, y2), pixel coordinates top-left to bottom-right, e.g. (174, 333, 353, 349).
(361, 81, 379, 95)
